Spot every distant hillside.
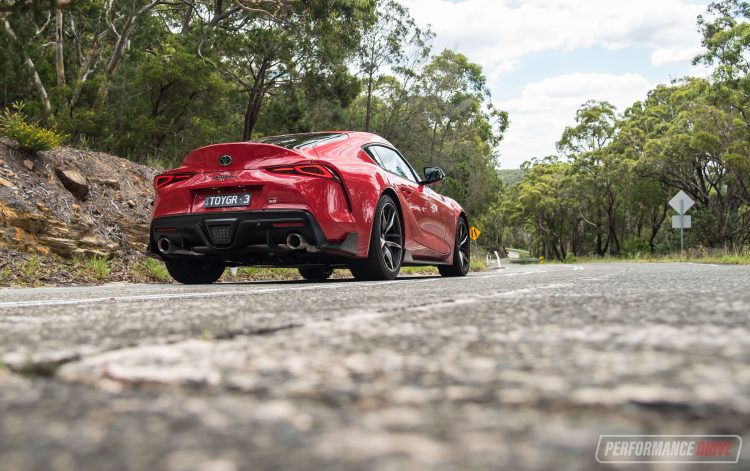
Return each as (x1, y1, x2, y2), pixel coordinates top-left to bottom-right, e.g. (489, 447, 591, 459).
(498, 169, 525, 186)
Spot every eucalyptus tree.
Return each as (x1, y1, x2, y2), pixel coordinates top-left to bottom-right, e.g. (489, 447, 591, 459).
(356, 0, 427, 131)
(557, 100, 622, 255)
(197, 0, 374, 140)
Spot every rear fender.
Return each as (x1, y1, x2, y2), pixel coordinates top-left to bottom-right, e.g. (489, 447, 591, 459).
(322, 155, 387, 258)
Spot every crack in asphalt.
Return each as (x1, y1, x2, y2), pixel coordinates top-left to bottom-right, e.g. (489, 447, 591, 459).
(1, 267, 617, 382)
(4, 322, 305, 379)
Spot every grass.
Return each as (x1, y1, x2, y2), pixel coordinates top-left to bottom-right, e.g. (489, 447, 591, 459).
(470, 255, 488, 272)
(401, 265, 439, 275)
(556, 248, 750, 265)
(221, 266, 303, 282)
(22, 255, 41, 278)
(0, 249, 492, 288)
(0, 267, 12, 285)
(80, 256, 112, 281)
(133, 257, 170, 282)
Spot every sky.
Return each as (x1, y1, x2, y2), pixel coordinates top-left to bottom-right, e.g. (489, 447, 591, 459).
(402, 0, 713, 169)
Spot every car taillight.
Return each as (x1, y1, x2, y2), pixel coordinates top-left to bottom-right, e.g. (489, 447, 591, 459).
(154, 173, 193, 190)
(267, 164, 338, 180)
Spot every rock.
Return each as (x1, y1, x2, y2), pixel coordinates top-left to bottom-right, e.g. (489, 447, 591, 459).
(72, 248, 110, 259)
(1, 143, 156, 261)
(92, 178, 120, 190)
(13, 213, 46, 234)
(78, 235, 108, 248)
(55, 168, 89, 200)
(37, 236, 78, 257)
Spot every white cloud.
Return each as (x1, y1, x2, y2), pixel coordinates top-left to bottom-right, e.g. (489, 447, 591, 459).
(403, 0, 705, 75)
(401, 0, 709, 168)
(498, 73, 653, 168)
(650, 47, 704, 67)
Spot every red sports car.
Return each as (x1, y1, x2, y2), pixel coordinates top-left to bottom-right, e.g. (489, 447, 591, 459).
(149, 132, 470, 283)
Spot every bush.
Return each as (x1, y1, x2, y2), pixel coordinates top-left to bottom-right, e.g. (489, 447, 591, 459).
(0, 102, 67, 152)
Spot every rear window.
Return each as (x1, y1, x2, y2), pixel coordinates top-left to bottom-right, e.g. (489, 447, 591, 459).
(257, 133, 347, 150)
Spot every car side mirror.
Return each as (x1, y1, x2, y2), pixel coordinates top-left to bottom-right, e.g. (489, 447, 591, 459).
(421, 166, 445, 185)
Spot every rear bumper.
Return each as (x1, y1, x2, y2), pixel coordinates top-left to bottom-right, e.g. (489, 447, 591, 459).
(149, 210, 359, 261)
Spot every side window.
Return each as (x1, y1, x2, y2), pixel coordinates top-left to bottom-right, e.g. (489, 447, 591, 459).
(366, 147, 384, 167)
(370, 146, 418, 183)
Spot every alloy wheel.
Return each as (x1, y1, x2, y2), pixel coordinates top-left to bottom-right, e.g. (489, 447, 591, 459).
(379, 202, 403, 272)
(457, 221, 470, 272)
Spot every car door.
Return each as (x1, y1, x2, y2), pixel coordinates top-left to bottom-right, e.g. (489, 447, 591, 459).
(369, 145, 449, 256)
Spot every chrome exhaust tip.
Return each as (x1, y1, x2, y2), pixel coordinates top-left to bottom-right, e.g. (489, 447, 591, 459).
(286, 233, 308, 250)
(157, 237, 173, 254)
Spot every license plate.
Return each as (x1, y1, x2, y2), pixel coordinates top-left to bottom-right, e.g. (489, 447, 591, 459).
(204, 193, 250, 208)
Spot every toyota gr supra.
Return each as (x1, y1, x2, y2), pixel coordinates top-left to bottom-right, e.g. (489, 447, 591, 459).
(148, 132, 471, 284)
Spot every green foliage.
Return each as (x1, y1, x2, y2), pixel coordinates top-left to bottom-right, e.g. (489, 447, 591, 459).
(136, 258, 170, 282)
(0, 103, 67, 151)
(22, 254, 41, 278)
(506, 74, 750, 260)
(498, 169, 525, 186)
(81, 256, 112, 281)
(0, 1, 505, 220)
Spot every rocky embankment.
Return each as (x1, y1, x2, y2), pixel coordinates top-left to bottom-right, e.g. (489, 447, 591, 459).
(0, 139, 156, 259)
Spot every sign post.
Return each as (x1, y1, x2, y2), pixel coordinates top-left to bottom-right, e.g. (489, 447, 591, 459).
(669, 191, 694, 253)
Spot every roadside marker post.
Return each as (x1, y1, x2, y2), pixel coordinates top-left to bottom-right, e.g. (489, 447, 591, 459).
(669, 191, 694, 253)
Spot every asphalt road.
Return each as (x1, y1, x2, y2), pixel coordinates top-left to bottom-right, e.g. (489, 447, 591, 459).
(1, 262, 749, 470)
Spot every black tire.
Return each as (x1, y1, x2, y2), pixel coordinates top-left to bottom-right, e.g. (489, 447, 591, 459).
(165, 259, 225, 284)
(349, 195, 403, 281)
(439, 218, 470, 277)
(298, 265, 333, 281)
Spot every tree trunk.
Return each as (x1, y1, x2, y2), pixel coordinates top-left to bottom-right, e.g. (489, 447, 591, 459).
(243, 84, 267, 141)
(96, 0, 162, 108)
(55, 6, 65, 86)
(648, 204, 667, 253)
(180, 4, 192, 36)
(27, 57, 52, 116)
(240, 57, 272, 141)
(1, 19, 52, 116)
(69, 50, 94, 111)
(364, 71, 373, 132)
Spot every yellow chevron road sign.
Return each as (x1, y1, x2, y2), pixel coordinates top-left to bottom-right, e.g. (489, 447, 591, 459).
(469, 226, 481, 241)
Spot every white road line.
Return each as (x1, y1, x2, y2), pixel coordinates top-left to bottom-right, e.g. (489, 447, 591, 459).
(0, 276, 449, 309)
(501, 271, 543, 277)
(0, 270, 551, 309)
